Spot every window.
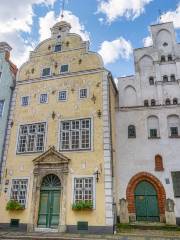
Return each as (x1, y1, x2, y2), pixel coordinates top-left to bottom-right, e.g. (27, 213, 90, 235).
(74, 177, 93, 204)
(10, 179, 28, 207)
(59, 90, 67, 101)
(54, 44, 61, 52)
(173, 98, 178, 105)
(149, 77, 154, 85)
(60, 64, 69, 73)
(0, 100, 4, 117)
(163, 75, 168, 82)
(168, 55, 172, 61)
(151, 99, 156, 106)
(165, 98, 171, 105)
(42, 67, 51, 77)
(170, 74, 175, 81)
(144, 100, 149, 107)
(40, 93, 48, 104)
(172, 172, 180, 197)
(128, 125, 136, 138)
(161, 56, 166, 62)
(79, 89, 88, 99)
(147, 116, 160, 138)
(167, 115, 180, 138)
(60, 118, 91, 151)
(0, 72, 2, 78)
(17, 123, 46, 153)
(21, 96, 29, 106)
(155, 155, 164, 171)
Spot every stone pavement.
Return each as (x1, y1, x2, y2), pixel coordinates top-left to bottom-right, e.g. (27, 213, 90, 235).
(1, 230, 180, 240)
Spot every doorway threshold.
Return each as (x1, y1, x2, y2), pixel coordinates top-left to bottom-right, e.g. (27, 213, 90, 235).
(35, 228, 58, 233)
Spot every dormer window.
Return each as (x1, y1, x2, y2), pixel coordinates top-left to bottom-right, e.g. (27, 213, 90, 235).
(149, 77, 154, 85)
(151, 99, 156, 106)
(60, 64, 69, 73)
(170, 74, 175, 82)
(42, 68, 51, 77)
(168, 55, 172, 61)
(144, 100, 149, 107)
(173, 98, 178, 105)
(165, 98, 171, 105)
(54, 44, 62, 52)
(161, 56, 166, 62)
(163, 75, 168, 82)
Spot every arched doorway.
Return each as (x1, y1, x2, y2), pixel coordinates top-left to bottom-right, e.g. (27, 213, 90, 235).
(38, 174, 61, 228)
(135, 181, 159, 221)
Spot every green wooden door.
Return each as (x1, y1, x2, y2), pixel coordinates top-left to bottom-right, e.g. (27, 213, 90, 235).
(135, 181, 159, 222)
(38, 174, 61, 228)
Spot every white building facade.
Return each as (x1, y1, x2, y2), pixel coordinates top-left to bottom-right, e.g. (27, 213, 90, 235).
(116, 22, 180, 224)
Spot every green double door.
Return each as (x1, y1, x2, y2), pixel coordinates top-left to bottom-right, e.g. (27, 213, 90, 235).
(135, 181, 160, 222)
(38, 190, 60, 228)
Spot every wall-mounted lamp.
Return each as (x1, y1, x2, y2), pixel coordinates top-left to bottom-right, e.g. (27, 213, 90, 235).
(97, 109, 102, 118)
(52, 111, 56, 120)
(91, 94, 96, 104)
(94, 169, 100, 183)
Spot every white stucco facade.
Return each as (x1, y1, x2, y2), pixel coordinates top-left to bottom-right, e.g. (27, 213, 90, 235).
(116, 22, 180, 223)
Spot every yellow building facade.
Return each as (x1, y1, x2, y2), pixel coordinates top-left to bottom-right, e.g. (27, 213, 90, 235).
(0, 21, 117, 233)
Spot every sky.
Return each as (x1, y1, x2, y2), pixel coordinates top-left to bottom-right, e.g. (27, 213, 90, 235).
(0, 0, 180, 79)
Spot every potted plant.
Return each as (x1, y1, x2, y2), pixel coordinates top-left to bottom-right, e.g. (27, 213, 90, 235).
(72, 200, 93, 210)
(6, 200, 25, 211)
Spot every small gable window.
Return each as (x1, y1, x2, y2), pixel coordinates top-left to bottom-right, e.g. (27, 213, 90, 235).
(54, 44, 62, 52)
(149, 77, 154, 85)
(42, 67, 51, 77)
(60, 64, 69, 73)
(21, 96, 29, 107)
(168, 55, 173, 61)
(163, 75, 168, 82)
(155, 155, 164, 171)
(173, 98, 178, 105)
(151, 99, 156, 106)
(165, 98, 171, 105)
(161, 56, 166, 62)
(128, 125, 136, 138)
(144, 100, 149, 107)
(40, 93, 48, 104)
(170, 74, 175, 82)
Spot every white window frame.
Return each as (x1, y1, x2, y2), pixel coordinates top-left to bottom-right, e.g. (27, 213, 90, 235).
(60, 64, 69, 74)
(16, 122, 46, 154)
(54, 44, 62, 52)
(72, 175, 96, 209)
(79, 88, 89, 99)
(21, 96, 29, 107)
(39, 93, 48, 104)
(59, 118, 92, 151)
(58, 90, 68, 102)
(9, 178, 29, 208)
(41, 67, 51, 78)
(0, 100, 5, 117)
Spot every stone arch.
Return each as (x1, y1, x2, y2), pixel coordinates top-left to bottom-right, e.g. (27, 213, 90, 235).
(156, 29, 173, 52)
(124, 85, 137, 106)
(126, 172, 166, 221)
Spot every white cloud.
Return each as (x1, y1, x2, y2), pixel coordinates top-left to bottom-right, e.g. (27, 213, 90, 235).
(159, 4, 180, 29)
(39, 10, 90, 42)
(143, 35, 152, 47)
(0, 0, 57, 67)
(98, 37, 133, 65)
(97, 0, 152, 23)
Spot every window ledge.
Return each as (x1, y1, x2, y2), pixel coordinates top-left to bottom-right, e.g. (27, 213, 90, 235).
(148, 137, 161, 139)
(169, 136, 180, 139)
(128, 137, 136, 139)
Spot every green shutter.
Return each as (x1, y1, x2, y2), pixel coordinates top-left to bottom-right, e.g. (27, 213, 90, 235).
(172, 172, 180, 197)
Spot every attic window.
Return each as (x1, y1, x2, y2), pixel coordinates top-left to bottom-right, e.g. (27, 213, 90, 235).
(163, 42, 168, 47)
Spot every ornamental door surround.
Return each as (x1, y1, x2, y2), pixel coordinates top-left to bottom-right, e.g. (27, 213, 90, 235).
(28, 146, 70, 232)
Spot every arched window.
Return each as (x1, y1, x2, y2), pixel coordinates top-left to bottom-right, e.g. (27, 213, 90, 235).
(168, 55, 172, 61)
(161, 56, 166, 62)
(165, 98, 171, 105)
(147, 116, 160, 138)
(149, 77, 154, 85)
(155, 155, 164, 171)
(151, 99, 156, 106)
(173, 98, 178, 105)
(163, 75, 168, 82)
(144, 100, 149, 107)
(128, 125, 136, 138)
(170, 74, 175, 81)
(167, 115, 180, 137)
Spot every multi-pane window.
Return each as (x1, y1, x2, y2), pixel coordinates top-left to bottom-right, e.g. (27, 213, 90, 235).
(54, 44, 62, 52)
(147, 116, 159, 138)
(17, 123, 46, 153)
(168, 115, 180, 138)
(74, 177, 93, 203)
(79, 89, 88, 99)
(21, 96, 29, 106)
(172, 172, 180, 197)
(59, 91, 67, 101)
(60, 118, 91, 151)
(10, 179, 28, 207)
(0, 100, 4, 117)
(42, 67, 51, 77)
(40, 93, 48, 104)
(60, 64, 69, 73)
(150, 129, 157, 138)
(128, 125, 136, 138)
(170, 127, 178, 137)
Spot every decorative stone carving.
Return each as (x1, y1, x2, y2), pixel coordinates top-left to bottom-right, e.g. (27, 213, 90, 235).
(165, 198, 176, 225)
